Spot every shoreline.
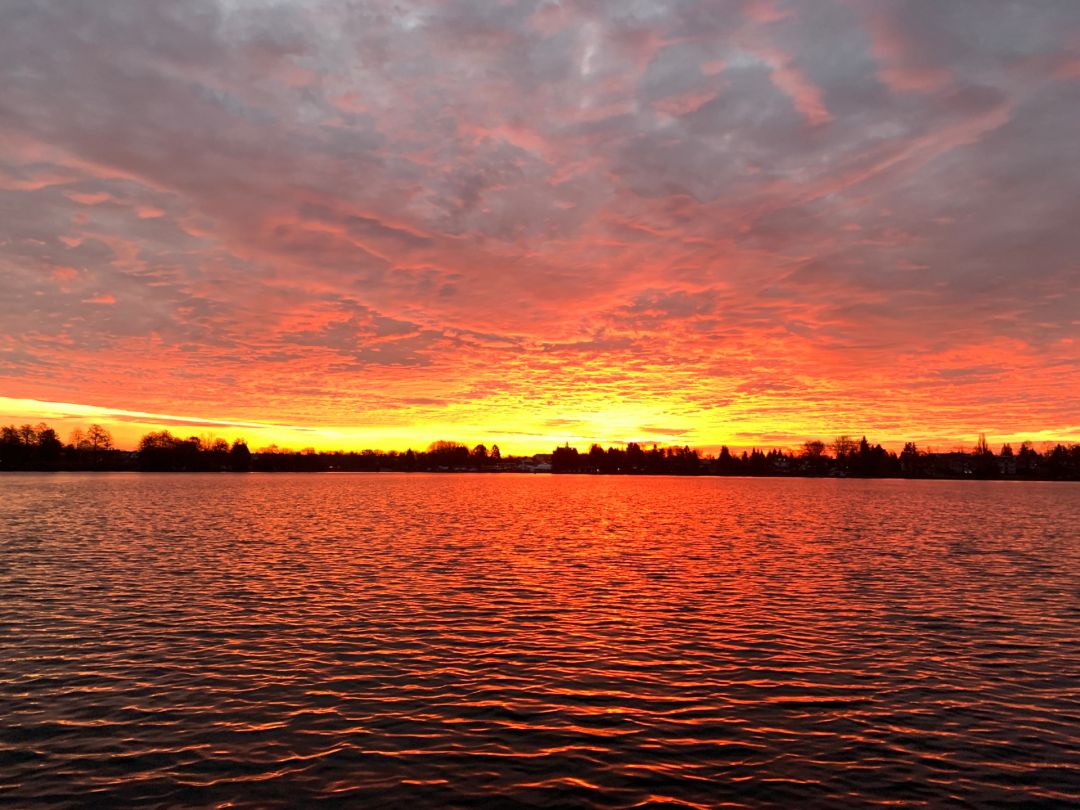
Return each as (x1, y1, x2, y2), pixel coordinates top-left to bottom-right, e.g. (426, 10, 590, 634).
(3, 468, 1078, 482)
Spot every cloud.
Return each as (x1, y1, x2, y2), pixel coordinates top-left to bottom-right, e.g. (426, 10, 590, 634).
(0, 0, 1078, 450)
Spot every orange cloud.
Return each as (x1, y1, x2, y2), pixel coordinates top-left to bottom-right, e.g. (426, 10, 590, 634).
(0, 0, 1076, 454)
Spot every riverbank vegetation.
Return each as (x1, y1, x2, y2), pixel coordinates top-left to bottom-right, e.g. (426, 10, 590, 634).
(1, 423, 1078, 480)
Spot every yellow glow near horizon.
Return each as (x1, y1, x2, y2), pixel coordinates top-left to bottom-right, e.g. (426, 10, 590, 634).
(1, 396, 1076, 457)
(0, 396, 602, 455)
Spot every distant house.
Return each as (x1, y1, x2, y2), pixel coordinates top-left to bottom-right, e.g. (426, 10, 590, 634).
(517, 455, 553, 472)
(928, 452, 972, 476)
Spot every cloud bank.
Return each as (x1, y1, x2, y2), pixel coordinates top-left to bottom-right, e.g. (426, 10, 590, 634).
(1, 0, 1078, 450)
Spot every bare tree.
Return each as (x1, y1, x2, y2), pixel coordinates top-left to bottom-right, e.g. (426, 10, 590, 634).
(832, 435, 856, 459)
(85, 424, 113, 452)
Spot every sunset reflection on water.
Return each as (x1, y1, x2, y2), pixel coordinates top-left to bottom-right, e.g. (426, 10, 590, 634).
(2, 474, 1078, 807)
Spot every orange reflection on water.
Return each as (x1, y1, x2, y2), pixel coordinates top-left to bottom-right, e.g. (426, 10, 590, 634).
(1, 473, 1078, 807)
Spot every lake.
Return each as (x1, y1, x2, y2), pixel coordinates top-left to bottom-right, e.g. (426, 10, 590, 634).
(1, 473, 1078, 807)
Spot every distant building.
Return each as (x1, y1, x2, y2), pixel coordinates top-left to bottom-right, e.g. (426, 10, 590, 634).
(928, 452, 972, 476)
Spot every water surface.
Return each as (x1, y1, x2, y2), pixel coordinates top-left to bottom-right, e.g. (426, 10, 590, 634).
(1, 474, 1078, 807)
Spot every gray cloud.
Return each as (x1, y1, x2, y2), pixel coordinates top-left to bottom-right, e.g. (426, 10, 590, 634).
(1, 0, 1077, 441)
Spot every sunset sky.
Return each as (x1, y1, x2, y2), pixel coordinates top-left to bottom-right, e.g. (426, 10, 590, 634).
(2, 0, 1078, 453)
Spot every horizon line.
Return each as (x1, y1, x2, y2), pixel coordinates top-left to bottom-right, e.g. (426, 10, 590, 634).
(2, 396, 1078, 456)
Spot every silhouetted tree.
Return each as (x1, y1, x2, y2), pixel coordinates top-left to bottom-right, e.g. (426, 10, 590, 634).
(3, 418, 1078, 481)
(1045, 444, 1077, 479)
(801, 440, 827, 475)
(832, 435, 855, 473)
(1, 424, 29, 468)
(427, 440, 470, 469)
(229, 440, 252, 472)
(715, 446, 737, 475)
(552, 444, 581, 473)
(587, 443, 606, 473)
(972, 433, 997, 478)
(900, 442, 921, 477)
(139, 430, 183, 471)
(1016, 441, 1039, 477)
(37, 426, 62, 467)
(85, 424, 113, 452)
(606, 446, 626, 473)
(68, 424, 116, 468)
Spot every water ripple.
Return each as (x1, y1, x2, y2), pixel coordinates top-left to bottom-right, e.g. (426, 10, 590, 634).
(1, 473, 1078, 808)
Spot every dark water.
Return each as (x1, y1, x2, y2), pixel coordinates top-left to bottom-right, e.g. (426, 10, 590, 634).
(1, 474, 1078, 808)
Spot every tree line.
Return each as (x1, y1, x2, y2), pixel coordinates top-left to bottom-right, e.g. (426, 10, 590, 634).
(0, 425, 507, 473)
(2, 423, 1079, 480)
(1, 423, 118, 470)
(551, 434, 1080, 480)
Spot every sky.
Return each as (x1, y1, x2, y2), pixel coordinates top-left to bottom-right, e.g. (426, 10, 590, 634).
(1, 0, 1079, 454)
